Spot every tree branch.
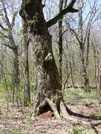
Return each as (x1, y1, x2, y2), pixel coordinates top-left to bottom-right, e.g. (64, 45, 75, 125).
(0, 24, 8, 31)
(11, 11, 18, 28)
(0, 31, 8, 38)
(2, 1, 11, 27)
(2, 43, 14, 50)
(46, 0, 78, 28)
(66, 22, 81, 44)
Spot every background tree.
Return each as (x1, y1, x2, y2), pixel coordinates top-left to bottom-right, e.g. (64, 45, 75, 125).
(22, 19, 30, 106)
(0, 0, 20, 105)
(65, 0, 101, 91)
(0, 0, 31, 106)
(58, 0, 63, 84)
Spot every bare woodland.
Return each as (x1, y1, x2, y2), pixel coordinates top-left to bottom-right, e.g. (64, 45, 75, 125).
(0, 0, 101, 132)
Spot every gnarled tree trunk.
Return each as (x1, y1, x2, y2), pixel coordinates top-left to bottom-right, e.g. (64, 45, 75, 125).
(20, 0, 78, 119)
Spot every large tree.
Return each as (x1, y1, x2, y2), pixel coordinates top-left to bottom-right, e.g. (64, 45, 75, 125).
(20, 0, 78, 119)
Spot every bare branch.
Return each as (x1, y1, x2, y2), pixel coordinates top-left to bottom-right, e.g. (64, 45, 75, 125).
(11, 11, 18, 28)
(66, 22, 81, 44)
(0, 23, 8, 31)
(46, 0, 78, 28)
(84, 3, 101, 45)
(2, 43, 14, 50)
(0, 31, 8, 38)
(2, 1, 11, 27)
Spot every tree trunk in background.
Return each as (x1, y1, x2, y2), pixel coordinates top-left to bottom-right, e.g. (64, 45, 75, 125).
(22, 20, 30, 106)
(0, 45, 4, 83)
(95, 50, 99, 92)
(12, 47, 19, 105)
(78, 6, 89, 92)
(80, 42, 89, 92)
(96, 66, 101, 104)
(66, 43, 74, 88)
(8, 30, 20, 105)
(58, 0, 63, 84)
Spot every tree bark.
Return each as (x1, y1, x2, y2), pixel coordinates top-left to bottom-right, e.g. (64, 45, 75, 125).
(58, 0, 63, 84)
(66, 43, 74, 88)
(78, 4, 89, 92)
(12, 46, 19, 105)
(22, 20, 30, 106)
(96, 66, 101, 104)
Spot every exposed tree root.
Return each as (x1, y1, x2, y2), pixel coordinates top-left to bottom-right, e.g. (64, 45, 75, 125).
(32, 96, 101, 124)
(64, 102, 101, 120)
(60, 100, 79, 123)
(45, 98, 61, 119)
(32, 100, 47, 118)
(32, 97, 78, 122)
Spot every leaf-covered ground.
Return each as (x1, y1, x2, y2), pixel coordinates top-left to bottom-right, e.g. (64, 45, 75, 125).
(0, 88, 101, 134)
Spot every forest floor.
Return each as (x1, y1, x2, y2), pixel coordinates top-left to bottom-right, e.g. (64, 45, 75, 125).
(0, 88, 101, 134)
